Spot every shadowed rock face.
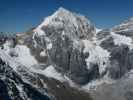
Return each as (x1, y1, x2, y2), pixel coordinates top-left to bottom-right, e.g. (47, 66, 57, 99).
(99, 31, 133, 79)
(0, 80, 11, 100)
(109, 45, 130, 79)
(46, 32, 96, 84)
(48, 35, 95, 84)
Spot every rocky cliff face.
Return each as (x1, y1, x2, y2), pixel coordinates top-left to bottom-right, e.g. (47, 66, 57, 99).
(1, 7, 133, 100)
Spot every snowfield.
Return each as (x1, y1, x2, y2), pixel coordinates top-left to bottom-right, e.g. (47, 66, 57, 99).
(111, 32, 133, 49)
(32, 65, 66, 82)
(13, 45, 38, 67)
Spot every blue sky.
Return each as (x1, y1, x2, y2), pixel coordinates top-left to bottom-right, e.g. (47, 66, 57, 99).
(0, 0, 133, 32)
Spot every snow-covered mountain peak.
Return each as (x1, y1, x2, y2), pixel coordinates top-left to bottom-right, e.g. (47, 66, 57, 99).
(53, 7, 71, 16)
(34, 7, 95, 41)
(34, 7, 74, 36)
(112, 17, 133, 33)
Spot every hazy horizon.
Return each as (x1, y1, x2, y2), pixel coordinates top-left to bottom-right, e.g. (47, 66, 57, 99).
(0, 0, 133, 32)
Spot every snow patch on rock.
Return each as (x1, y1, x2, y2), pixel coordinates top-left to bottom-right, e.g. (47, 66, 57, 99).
(13, 45, 38, 67)
(32, 65, 65, 82)
(3, 40, 12, 53)
(96, 28, 102, 34)
(82, 40, 110, 74)
(111, 32, 133, 49)
(40, 50, 47, 57)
